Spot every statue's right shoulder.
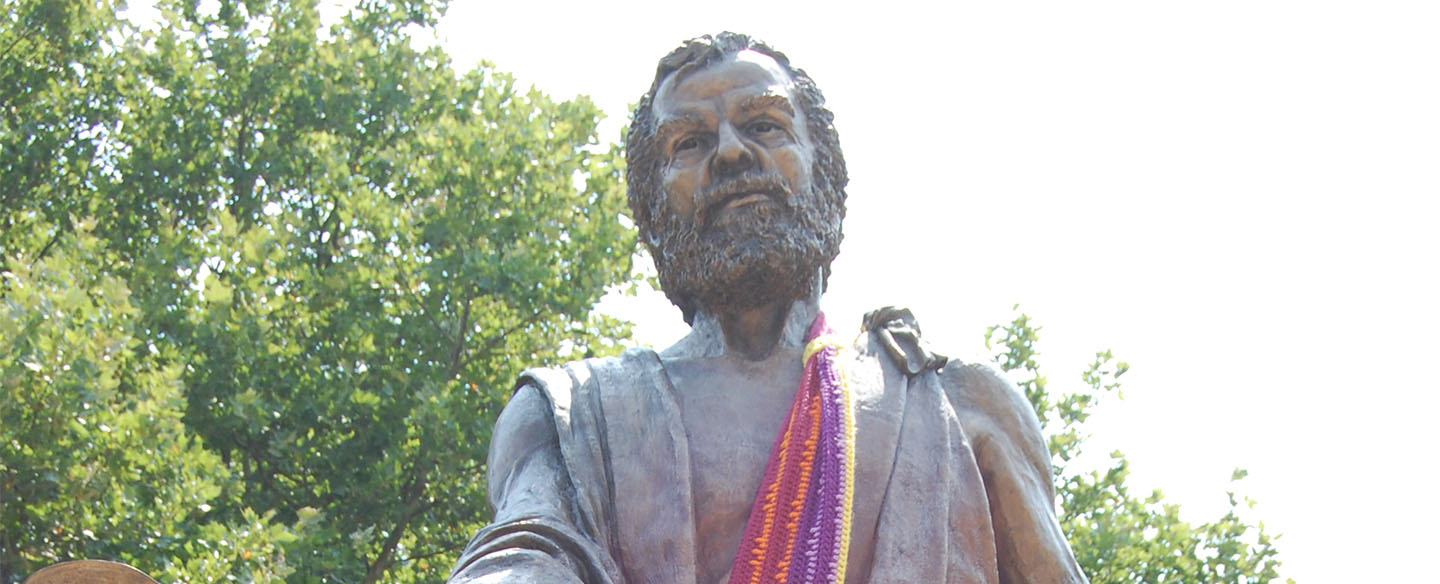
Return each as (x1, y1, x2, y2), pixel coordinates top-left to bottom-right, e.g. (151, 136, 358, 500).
(516, 346, 664, 404)
(494, 347, 672, 549)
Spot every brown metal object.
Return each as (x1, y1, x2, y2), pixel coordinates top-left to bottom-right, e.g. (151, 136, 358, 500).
(448, 32, 1091, 584)
(24, 560, 157, 584)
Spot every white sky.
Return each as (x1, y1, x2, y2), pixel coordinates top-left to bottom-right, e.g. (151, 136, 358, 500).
(423, 2, 1439, 582)
(135, 0, 1440, 581)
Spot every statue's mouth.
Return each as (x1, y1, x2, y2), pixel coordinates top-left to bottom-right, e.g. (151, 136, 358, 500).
(695, 173, 792, 230)
(703, 190, 779, 228)
(723, 192, 772, 208)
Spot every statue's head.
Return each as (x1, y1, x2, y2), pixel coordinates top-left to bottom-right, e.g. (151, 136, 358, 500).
(628, 32, 848, 324)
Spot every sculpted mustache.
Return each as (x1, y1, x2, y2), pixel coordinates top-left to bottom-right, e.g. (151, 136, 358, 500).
(695, 172, 792, 227)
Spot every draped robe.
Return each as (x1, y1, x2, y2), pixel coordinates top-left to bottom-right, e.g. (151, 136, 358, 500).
(449, 312, 1087, 584)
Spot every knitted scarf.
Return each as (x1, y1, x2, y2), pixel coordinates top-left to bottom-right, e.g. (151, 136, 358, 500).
(726, 312, 856, 584)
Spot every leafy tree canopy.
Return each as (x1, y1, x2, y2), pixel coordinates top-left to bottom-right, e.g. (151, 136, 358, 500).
(987, 309, 1290, 584)
(2, 0, 635, 581)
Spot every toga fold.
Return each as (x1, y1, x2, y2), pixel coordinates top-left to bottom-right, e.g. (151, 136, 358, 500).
(450, 310, 1086, 584)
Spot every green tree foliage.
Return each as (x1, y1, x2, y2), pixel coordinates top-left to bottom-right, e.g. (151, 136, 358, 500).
(987, 309, 1290, 584)
(2, 0, 635, 581)
(1, 221, 304, 583)
(0, 0, 127, 258)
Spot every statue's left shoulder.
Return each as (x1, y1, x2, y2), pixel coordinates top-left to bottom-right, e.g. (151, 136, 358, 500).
(936, 355, 1089, 583)
(936, 358, 1055, 501)
(937, 361, 1044, 439)
(856, 305, 1047, 458)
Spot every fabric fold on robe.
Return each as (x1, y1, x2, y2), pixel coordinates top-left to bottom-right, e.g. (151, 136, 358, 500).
(451, 325, 1082, 583)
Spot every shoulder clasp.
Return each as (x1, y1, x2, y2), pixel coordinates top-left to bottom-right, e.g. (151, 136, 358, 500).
(861, 306, 949, 376)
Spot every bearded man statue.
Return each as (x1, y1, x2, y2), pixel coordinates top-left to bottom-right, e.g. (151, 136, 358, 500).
(448, 32, 1088, 584)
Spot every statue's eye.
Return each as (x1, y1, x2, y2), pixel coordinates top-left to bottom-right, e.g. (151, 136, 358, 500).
(748, 121, 779, 136)
(675, 135, 702, 152)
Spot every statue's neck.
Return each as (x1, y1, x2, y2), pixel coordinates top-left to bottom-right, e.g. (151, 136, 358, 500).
(667, 299, 819, 361)
(721, 299, 818, 360)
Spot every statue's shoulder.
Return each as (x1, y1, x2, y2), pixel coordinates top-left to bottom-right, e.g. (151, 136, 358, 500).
(514, 347, 668, 426)
(857, 306, 1038, 430)
(935, 354, 1050, 471)
(518, 347, 663, 395)
(858, 306, 949, 375)
(499, 346, 668, 480)
(936, 359, 1032, 419)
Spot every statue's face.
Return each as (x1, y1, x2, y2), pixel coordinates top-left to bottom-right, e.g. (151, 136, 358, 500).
(646, 51, 838, 318)
(652, 50, 817, 239)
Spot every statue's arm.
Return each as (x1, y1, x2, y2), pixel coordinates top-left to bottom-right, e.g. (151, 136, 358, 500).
(448, 384, 614, 584)
(941, 362, 1088, 584)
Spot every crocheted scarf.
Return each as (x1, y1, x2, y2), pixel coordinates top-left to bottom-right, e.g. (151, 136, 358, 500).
(727, 312, 856, 584)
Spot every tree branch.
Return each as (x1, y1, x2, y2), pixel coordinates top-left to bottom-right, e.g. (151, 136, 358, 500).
(361, 459, 434, 584)
(444, 296, 472, 379)
(457, 310, 549, 373)
(396, 541, 461, 564)
(32, 224, 66, 264)
(0, 22, 42, 65)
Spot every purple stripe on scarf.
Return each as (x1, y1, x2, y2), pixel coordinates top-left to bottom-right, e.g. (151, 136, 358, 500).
(810, 345, 845, 583)
(817, 347, 848, 581)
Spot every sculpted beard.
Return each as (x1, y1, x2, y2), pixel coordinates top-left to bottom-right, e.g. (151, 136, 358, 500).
(653, 171, 842, 319)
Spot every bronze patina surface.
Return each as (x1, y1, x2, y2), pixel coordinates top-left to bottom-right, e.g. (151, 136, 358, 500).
(449, 33, 1088, 584)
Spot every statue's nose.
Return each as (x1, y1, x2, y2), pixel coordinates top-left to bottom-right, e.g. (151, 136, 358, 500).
(711, 122, 755, 176)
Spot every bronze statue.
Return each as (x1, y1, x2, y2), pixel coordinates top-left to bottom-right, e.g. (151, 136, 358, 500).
(449, 33, 1087, 584)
